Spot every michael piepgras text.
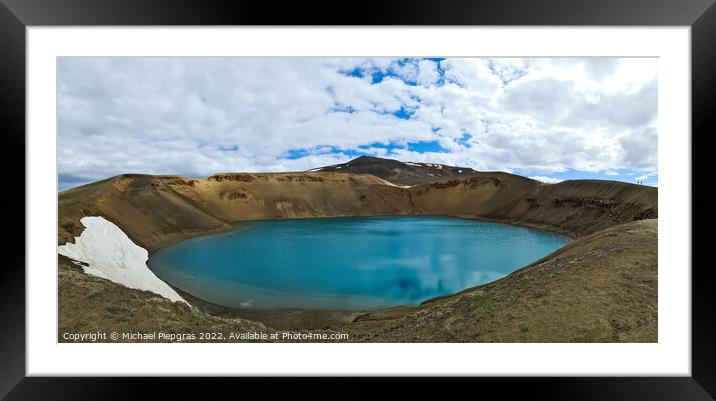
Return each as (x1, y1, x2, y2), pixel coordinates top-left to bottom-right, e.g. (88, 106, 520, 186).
(61, 331, 349, 342)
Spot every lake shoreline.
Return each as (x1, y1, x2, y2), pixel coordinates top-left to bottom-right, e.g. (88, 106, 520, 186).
(147, 215, 570, 312)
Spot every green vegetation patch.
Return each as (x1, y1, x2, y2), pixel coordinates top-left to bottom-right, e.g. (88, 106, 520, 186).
(470, 294, 500, 317)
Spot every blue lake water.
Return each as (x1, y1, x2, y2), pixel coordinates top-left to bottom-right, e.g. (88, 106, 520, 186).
(148, 216, 569, 310)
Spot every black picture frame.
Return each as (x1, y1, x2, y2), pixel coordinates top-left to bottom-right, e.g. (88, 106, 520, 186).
(1, 0, 714, 399)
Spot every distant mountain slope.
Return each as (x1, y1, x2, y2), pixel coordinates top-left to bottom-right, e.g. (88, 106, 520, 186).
(310, 155, 478, 185)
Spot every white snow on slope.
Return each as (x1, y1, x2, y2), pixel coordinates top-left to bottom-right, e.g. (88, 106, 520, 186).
(58, 216, 187, 304)
(376, 177, 413, 189)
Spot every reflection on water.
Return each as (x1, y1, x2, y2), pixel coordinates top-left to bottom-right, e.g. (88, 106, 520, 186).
(148, 216, 569, 310)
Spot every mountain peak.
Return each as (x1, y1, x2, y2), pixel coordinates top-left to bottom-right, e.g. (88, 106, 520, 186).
(348, 155, 390, 163)
(313, 156, 477, 185)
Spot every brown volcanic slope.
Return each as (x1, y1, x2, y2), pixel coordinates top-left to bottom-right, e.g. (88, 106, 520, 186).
(57, 156, 658, 342)
(58, 157, 656, 251)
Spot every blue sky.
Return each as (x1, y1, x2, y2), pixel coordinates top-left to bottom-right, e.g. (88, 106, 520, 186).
(58, 57, 658, 190)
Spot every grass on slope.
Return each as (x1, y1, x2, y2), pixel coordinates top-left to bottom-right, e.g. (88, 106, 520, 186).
(58, 255, 273, 342)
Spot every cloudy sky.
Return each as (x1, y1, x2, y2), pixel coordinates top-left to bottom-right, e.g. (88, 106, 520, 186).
(58, 57, 657, 191)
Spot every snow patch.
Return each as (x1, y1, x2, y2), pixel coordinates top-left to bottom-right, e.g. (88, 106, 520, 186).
(58, 216, 187, 304)
(335, 166, 342, 169)
(404, 162, 421, 167)
(307, 167, 324, 172)
(376, 177, 413, 189)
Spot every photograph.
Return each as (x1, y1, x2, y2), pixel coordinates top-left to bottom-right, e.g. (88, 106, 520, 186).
(1, 0, 710, 395)
(56, 56, 659, 343)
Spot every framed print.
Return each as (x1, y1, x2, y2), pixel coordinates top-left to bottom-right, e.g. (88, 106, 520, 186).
(2, 0, 714, 398)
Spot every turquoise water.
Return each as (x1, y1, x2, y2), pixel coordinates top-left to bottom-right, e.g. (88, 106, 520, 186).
(149, 216, 569, 310)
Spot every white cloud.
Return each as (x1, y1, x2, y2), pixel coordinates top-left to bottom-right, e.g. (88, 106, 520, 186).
(416, 59, 441, 87)
(486, 58, 532, 85)
(58, 57, 658, 188)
